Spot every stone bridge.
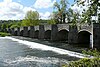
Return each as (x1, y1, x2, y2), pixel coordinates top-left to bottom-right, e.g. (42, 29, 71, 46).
(6, 23, 100, 48)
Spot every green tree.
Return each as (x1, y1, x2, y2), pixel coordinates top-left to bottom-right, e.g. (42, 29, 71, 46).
(22, 10, 40, 26)
(10, 22, 22, 28)
(66, 8, 80, 25)
(53, 0, 68, 24)
(48, 11, 59, 24)
(74, 0, 100, 24)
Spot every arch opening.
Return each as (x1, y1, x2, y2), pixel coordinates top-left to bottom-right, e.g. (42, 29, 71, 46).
(20, 30, 23, 36)
(57, 29, 69, 41)
(34, 30, 39, 38)
(14, 31, 17, 36)
(44, 30, 51, 40)
(78, 31, 91, 47)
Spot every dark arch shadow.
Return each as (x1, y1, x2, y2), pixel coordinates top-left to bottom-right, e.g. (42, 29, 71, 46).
(78, 31, 91, 47)
(14, 31, 17, 36)
(34, 30, 39, 38)
(20, 30, 23, 36)
(57, 29, 69, 41)
(44, 30, 51, 40)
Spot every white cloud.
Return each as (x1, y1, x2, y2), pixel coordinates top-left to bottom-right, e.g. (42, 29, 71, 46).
(34, 0, 56, 9)
(39, 12, 50, 19)
(23, 7, 36, 14)
(0, 0, 52, 20)
(0, 0, 36, 20)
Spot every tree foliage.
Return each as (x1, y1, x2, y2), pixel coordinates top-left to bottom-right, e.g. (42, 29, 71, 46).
(48, 11, 59, 24)
(66, 8, 80, 25)
(22, 10, 40, 26)
(74, 0, 100, 24)
(53, 0, 68, 24)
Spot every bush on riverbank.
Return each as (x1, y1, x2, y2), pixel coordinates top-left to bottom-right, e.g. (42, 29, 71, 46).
(63, 49, 100, 67)
(63, 58, 100, 67)
(0, 32, 11, 37)
(82, 48, 100, 57)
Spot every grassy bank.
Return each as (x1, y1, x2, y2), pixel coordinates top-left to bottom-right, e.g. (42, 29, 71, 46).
(0, 32, 11, 37)
(63, 49, 100, 67)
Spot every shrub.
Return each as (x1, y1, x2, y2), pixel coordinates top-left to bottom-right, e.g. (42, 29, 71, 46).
(63, 58, 100, 67)
(63, 49, 100, 67)
(82, 48, 100, 57)
(0, 32, 11, 37)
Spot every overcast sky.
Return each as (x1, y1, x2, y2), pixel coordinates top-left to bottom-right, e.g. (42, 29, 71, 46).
(0, 0, 74, 20)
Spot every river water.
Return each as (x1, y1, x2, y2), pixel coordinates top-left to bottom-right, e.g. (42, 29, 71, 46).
(0, 36, 91, 67)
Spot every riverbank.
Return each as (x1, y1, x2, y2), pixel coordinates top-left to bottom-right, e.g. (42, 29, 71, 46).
(0, 32, 11, 37)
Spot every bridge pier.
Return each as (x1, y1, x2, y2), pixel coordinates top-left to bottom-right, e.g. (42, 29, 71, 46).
(93, 23, 100, 48)
(17, 28, 20, 36)
(23, 27, 28, 37)
(10, 28, 15, 35)
(29, 26, 35, 38)
(34, 26, 39, 38)
(68, 25, 78, 44)
(39, 25, 45, 39)
(51, 25, 58, 41)
(20, 27, 23, 36)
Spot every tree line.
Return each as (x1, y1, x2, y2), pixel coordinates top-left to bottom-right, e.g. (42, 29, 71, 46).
(0, 0, 100, 30)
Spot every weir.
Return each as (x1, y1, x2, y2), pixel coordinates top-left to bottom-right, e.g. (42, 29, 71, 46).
(5, 36, 93, 59)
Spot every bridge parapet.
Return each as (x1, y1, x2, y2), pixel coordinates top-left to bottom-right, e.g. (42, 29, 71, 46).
(28, 27, 30, 30)
(44, 25, 51, 31)
(14, 28, 17, 31)
(20, 27, 23, 31)
(57, 24, 69, 31)
(77, 24, 92, 34)
(34, 26, 39, 31)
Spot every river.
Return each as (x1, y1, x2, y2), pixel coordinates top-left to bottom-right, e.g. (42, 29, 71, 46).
(0, 36, 91, 67)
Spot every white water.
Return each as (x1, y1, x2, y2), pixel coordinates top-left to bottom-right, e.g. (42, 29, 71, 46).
(5, 36, 93, 59)
(4, 55, 66, 64)
(3, 55, 67, 67)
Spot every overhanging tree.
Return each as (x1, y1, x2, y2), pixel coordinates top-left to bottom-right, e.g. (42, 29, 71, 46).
(74, 0, 100, 24)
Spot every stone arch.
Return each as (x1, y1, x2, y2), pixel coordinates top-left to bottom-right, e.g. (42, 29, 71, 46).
(20, 30, 23, 36)
(44, 30, 51, 40)
(79, 29, 91, 34)
(34, 30, 39, 38)
(78, 31, 92, 47)
(57, 29, 69, 41)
